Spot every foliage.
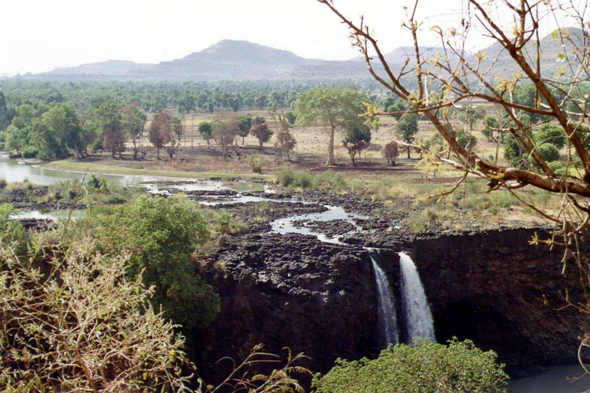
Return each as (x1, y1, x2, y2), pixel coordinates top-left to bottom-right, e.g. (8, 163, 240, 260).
(94, 99, 125, 159)
(294, 88, 368, 165)
(285, 111, 297, 125)
(237, 113, 253, 142)
(250, 116, 274, 150)
(249, 155, 267, 173)
(276, 167, 348, 192)
(312, 338, 508, 393)
(530, 144, 561, 168)
(457, 105, 486, 129)
(200, 344, 311, 393)
(395, 113, 418, 158)
(198, 120, 214, 145)
(275, 130, 297, 159)
(0, 239, 193, 392)
(212, 115, 240, 157)
(91, 195, 219, 330)
(0, 203, 26, 250)
(454, 128, 478, 150)
(21, 145, 38, 158)
(29, 103, 88, 160)
(381, 141, 400, 165)
(385, 97, 408, 120)
(535, 124, 566, 149)
(122, 104, 147, 160)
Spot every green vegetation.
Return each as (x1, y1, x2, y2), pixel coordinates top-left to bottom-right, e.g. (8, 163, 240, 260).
(313, 338, 508, 393)
(395, 113, 418, 158)
(295, 88, 369, 165)
(276, 167, 348, 192)
(90, 195, 219, 330)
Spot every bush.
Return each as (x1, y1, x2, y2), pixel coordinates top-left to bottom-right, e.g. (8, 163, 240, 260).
(105, 194, 127, 204)
(249, 155, 267, 173)
(0, 240, 192, 392)
(313, 338, 508, 393)
(0, 179, 6, 191)
(311, 169, 348, 192)
(92, 195, 219, 330)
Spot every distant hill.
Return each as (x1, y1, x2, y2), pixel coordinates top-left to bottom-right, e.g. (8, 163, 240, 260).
(16, 30, 584, 82)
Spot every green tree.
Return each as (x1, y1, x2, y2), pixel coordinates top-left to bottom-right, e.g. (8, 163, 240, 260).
(395, 113, 418, 158)
(457, 105, 486, 135)
(237, 114, 253, 145)
(121, 105, 147, 160)
(172, 116, 184, 141)
(295, 88, 368, 165)
(285, 111, 297, 125)
(199, 120, 214, 146)
(313, 338, 508, 393)
(0, 90, 9, 131)
(535, 124, 566, 149)
(95, 99, 125, 159)
(386, 97, 407, 120)
(213, 115, 240, 157)
(92, 195, 219, 331)
(29, 103, 87, 159)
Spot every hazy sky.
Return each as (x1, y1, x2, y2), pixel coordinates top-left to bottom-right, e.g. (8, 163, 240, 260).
(0, 0, 568, 76)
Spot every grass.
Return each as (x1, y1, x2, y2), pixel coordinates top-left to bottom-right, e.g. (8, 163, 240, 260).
(39, 160, 273, 181)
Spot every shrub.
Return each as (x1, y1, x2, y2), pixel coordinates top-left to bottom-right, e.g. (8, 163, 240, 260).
(311, 170, 348, 192)
(0, 179, 6, 190)
(106, 194, 127, 204)
(91, 195, 219, 330)
(249, 155, 267, 173)
(0, 240, 192, 392)
(313, 338, 508, 393)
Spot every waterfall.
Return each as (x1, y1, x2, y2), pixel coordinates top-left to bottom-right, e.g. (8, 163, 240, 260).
(399, 252, 435, 342)
(370, 256, 399, 346)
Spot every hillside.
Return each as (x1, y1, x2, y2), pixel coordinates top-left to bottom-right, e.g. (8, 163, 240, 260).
(18, 29, 584, 81)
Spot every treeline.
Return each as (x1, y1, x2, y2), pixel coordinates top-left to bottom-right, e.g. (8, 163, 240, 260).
(0, 90, 166, 160)
(0, 79, 387, 115)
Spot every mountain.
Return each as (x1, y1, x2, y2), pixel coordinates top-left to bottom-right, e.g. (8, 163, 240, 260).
(40, 60, 155, 78)
(17, 30, 584, 82)
(472, 27, 585, 78)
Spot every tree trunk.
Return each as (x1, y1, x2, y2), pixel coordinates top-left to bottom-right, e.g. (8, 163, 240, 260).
(242, 137, 245, 145)
(407, 146, 411, 159)
(156, 146, 160, 160)
(326, 124, 336, 166)
(112, 149, 116, 159)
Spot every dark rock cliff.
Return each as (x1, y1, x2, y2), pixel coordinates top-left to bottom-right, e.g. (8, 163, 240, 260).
(405, 228, 590, 376)
(199, 228, 590, 382)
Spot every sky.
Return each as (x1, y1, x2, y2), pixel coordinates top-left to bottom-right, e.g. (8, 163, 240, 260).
(0, 0, 574, 76)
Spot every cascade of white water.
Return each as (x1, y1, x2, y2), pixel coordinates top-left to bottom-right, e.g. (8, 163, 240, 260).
(398, 252, 435, 342)
(370, 256, 399, 346)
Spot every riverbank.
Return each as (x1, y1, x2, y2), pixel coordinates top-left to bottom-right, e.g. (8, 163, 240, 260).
(38, 159, 273, 181)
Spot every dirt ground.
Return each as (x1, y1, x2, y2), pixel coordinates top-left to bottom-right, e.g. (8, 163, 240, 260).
(107, 108, 505, 183)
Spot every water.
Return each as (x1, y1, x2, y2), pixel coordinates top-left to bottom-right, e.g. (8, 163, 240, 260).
(13, 209, 87, 221)
(0, 154, 164, 186)
(371, 256, 399, 346)
(508, 365, 590, 393)
(270, 205, 367, 244)
(399, 252, 436, 342)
